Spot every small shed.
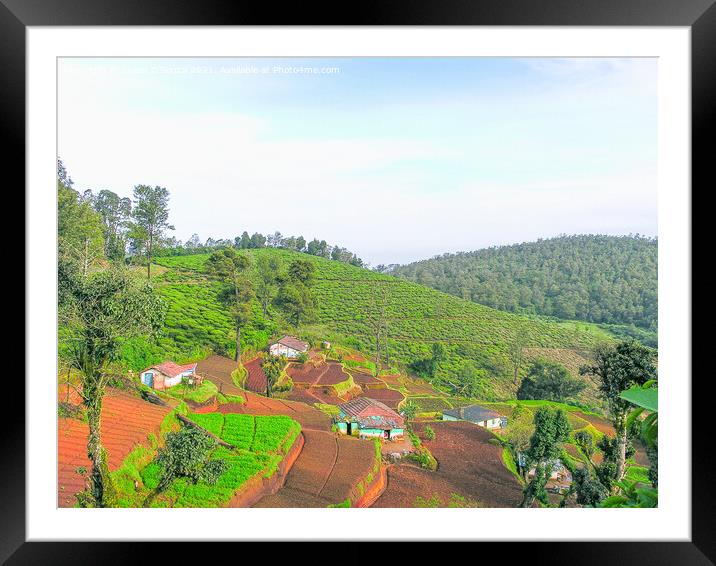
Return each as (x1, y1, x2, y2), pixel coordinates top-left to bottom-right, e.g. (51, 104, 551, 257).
(140, 361, 198, 391)
(336, 397, 405, 440)
(442, 405, 507, 429)
(269, 335, 310, 359)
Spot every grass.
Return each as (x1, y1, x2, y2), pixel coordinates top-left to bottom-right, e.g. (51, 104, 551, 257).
(166, 380, 219, 404)
(148, 413, 302, 508)
(501, 447, 523, 484)
(148, 248, 617, 401)
(315, 403, 340, 417)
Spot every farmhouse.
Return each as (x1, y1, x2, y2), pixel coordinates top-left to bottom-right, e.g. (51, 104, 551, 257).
(140, 361, 198, 391)
(336, 397, 405, 440)
(269, 335, 310, 359)
(442, 405, 507, 429)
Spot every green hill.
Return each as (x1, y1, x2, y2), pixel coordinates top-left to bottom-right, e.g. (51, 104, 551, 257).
(388, 235, 657, 340)
(130, 248, 615, 402)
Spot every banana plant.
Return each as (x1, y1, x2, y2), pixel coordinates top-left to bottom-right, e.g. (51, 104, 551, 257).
(620, 380, 657, 448)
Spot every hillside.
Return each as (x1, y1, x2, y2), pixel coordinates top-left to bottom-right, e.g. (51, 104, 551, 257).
(388, 235, 658, 337)
(140, 249, 614, 402)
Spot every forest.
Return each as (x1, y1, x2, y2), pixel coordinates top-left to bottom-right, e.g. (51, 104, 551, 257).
(388, 235, 657, 333)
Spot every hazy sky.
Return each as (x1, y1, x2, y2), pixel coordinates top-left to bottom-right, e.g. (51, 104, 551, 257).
(58, 57, 657, 265)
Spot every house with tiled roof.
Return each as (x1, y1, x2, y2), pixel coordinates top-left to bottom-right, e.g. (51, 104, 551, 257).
(336, 397, 405, 440)
(140, 361, 198, 390)
(442, 404, 507, 429)
(269, 335, 310, 359)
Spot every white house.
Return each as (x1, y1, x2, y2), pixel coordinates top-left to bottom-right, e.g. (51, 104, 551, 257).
(269, 336, 310, 359)
(442, 405, 507, 429)
(140, 361, 198, 391)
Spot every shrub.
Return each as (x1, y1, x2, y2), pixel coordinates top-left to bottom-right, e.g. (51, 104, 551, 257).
(156, 426, 228, 491)
(424, 426, 436, 441)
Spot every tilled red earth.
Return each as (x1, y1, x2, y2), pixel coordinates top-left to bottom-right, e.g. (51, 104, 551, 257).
(361, 388, 404, 409)
(316, 363, 350, 385)
(373, 421, 522, 508)
(218, 391, 332, 431)
(286, 363, 327, 385)
(57, 389, 170, 507)
(252, 429, 375, 507)
(244, 358, 267, 393)
(196, 354, 245, 396)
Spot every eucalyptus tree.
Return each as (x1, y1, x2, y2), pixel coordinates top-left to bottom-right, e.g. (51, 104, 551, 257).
(205, 248, 255, 363)
(130, 184, 173, 279)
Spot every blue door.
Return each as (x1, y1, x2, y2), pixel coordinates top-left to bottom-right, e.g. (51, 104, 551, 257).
(142, 372, 154, 387)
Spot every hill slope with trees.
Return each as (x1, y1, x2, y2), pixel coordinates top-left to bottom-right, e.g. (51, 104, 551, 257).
(387, 235, 657, 336)
(140, 249, 617, 402)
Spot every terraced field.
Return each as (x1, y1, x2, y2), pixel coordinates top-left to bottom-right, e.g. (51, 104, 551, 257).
(57, 389, 171, 507)
(374, 421, 523, 508)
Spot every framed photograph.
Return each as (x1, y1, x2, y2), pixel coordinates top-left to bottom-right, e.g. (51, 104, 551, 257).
(10, 0, 710, 561)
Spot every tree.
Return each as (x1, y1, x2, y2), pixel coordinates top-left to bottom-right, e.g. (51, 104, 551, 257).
(573, 467, 608, 506)
(580, 340, 657, 485)
(58, 161, 105, 276)
(59, 264, 165, 506)
(130, 185, 174, 279)
(517, 359, 586, 402)
(429, 343, 446, 378)
(255, 254, 283, 316)
(267, 231, 283, 248)
(276, 259, 316, 326)
(504, 405, 534, 477)
(93, 189, 132, 261)
(507, 328, 528, 385)
(574, 430, 595, 465)
(236, 231, 251, 249)
(250, 232, 266, 248)
(262, 355, 286, 397)
(520, 407, 571, 507)
(205, 249, 254, 363)
(155, 426, 227, 492)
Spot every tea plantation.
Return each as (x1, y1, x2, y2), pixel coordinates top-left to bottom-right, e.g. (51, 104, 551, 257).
(149, 249, 614, 400)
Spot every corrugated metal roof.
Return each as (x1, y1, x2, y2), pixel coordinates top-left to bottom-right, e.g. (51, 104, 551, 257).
(338, 397, 404, 427)
(143, 361, 197, 378)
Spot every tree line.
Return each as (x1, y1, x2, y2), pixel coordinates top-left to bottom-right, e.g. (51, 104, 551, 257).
(388, 234, 658, 331)
(160, 231, 364, 268)
(58, 157, 364, 281)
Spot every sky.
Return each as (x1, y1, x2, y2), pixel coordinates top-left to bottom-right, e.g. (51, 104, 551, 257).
(58, 57, 657, 266)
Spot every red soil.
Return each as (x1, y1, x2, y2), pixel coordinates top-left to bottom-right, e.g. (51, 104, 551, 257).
(361, 388, 404, 409)
(285, 387, 342, 406)
(196, 354, 244, 396)
(286, 362, 327, 385)
(218, 391, 332, 432)
(57, 389, 170, 507)
(316, 363, 349, 385)
(373, 421, 523, 508)
(252, 430, 375, 508)
(244, 358, 267, 393)
(348, 371, 383, 387)
(218, 390, 377, 508)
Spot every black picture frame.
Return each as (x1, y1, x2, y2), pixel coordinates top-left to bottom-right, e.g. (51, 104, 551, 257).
(6, 0, 709, 562)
